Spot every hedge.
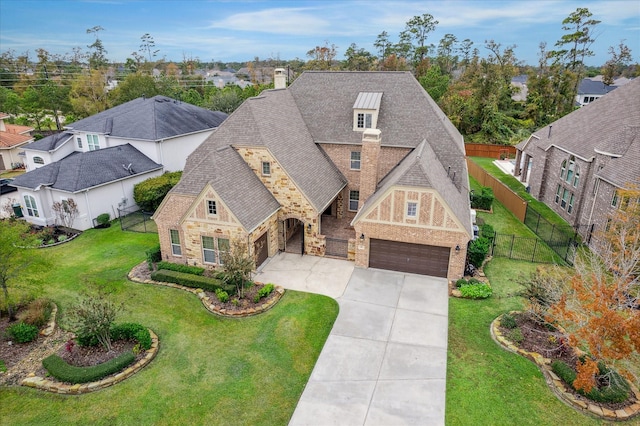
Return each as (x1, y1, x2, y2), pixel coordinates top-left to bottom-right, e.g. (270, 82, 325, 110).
(471, 186, 494, 211)
(133, 171, 182, 212)
(156, 261, 204, 276)
(110, 323, 152, 350)
(551, 360, 630, 403)
(42, 351, 136, 383)
(151, 269, 234, 293)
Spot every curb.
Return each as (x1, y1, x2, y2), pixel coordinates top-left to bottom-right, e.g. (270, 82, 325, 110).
(491, 312, 640, 421)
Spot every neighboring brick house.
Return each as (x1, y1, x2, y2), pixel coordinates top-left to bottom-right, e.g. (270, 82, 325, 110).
(10, 96, 227, 230)
(514, 78, 640, 248)
(0, 112, 33, 170)
(154, 71, 472, 279)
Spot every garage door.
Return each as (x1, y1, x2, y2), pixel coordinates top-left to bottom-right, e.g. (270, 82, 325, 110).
(254, 232, 269, 267)
(369, 239, 450, 277)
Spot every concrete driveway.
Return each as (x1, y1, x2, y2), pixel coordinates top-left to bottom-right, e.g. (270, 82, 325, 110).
(256, 253, 449, 426)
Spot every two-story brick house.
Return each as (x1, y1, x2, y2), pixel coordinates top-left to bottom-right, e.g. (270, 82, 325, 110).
(154, 71, 472, 279)
(514, 78, 639, 247)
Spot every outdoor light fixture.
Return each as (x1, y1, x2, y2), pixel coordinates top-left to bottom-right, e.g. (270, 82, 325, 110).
(307, 223, 312, 232)
(455, 244, 461, 252)
(360, 233, 365, 240)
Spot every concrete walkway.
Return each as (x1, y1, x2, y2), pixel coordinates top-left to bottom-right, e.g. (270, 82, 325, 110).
(256, 253, 449, 426)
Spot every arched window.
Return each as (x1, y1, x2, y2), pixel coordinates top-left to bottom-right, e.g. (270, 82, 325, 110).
(33, 156, 44, 165)
(24, 195, 39, 217)
(573, 164, 580, 187)
(565, 156, 576, 184)
(560, 160, 567, 178)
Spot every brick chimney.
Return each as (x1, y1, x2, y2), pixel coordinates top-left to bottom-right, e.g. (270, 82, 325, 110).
(274, 68, 287, 89)
(359, 128, 381, 206)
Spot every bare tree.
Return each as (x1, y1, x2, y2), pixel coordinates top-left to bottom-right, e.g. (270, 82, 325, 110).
(52, 198, 79, 229)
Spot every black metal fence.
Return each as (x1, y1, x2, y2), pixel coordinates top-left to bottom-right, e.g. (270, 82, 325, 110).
(118, 207, 157, 233)
(523, 205, 580, 265)
(489, 233, 561, 264)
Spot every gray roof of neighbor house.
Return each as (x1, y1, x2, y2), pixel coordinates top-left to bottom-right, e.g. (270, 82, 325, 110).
(66, 96, 228, 141)
(517, 78, 640, 187)
(23, 132, 73, 152)
(577, 78, 619, 96)
(173, 145, 280, 231)
(288, 71, 467, 188)
(353, 140, 472, 236)
(183, 87, 347, 212)
(10, 144, 162, 192)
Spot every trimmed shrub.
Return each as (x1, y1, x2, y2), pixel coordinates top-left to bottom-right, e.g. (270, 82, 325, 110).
(551, 360, 631, 404)
(500, 313, 518, 329)
(151, 269, 234, 293)
(96, 213, 110, 225)
(257, 283, 275, 299)
(479, 223, 495, 238)
(146, 245, 162, 270)
(459, 281, 493, 299)
(110, 323, 152, 350)
(42, 351, 136, 384)
(455, 279, 467, 288)
(6, 322, 39, 343)
(133, 171, 182, 212)
(215, 288, 229, 303)
(470, 186, 494, 211)
(156, 261, 204, 276)
(467, 237, 490, 268)
(18, 298, 52, 328)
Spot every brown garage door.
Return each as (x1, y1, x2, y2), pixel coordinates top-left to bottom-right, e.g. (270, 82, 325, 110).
(254, 232, 269, 267)
(369, 239, 450, 277)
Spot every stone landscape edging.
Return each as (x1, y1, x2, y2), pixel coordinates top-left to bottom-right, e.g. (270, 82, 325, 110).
(21, 328, 159, 394)
(127, 262, 285, 317)
(491, 312, 640, 422)
(39, 302, 57, 337)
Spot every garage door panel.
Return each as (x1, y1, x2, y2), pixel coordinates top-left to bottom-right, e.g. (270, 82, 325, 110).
(369, 239, 450, 277)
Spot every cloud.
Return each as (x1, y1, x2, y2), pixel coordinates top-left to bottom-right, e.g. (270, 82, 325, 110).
(208, 7, 332, 36)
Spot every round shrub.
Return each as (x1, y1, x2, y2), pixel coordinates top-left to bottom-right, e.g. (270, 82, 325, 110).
(7, 322, 39, 343)
(467, 237, 490, 268)
(500, 313, 518, 329)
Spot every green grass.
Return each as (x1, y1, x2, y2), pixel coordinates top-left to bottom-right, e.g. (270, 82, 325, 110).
(445, 258, 603, 426)
(0, 221, 338, 425)
(469, 156, 570, 228)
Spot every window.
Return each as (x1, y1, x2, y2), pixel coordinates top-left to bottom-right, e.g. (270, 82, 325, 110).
(261, 161, 271, 176)
(349, 190, 359, 211)
(350, 151, 361, 170)
(560, 160, 566, 179)
(407, 202, 417, 217)
(207, 200, 217, 215)
(560, 188, 569, 209)
(23, 195, 39, 217)
(217, 238, 230, 265)
(87, 134, 100, 151)
(33, 156, 44, 165)
(356, 113, 372, 129)
(77, 137, 83, 149)
(612, 191, 619, 208)
(555, 184, 561, 204)
(567, 193, 575, 214)
(170, 229, 182, 256)
(202, 236, 216, 263)
(573, 165, 580, 187)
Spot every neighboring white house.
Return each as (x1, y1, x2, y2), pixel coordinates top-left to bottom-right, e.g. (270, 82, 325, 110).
(10, 96, 227, 230)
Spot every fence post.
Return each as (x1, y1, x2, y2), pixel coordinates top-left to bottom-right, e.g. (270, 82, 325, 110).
(532, 238, 538, 262)
(535, 210, 541, 234)
(549, 224, 555, 244)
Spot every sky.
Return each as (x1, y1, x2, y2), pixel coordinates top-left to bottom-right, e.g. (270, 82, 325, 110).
(1, 0, 639, 67)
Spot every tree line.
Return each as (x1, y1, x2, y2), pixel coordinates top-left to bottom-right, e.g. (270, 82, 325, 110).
(0, 7, 637, 144)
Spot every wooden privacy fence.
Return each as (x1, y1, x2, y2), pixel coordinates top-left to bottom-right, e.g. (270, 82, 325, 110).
(465, 143, 516, 159)
(467, 159, 527, 222)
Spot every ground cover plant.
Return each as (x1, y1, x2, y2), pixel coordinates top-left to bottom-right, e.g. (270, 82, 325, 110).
(0, 221, 338, 425)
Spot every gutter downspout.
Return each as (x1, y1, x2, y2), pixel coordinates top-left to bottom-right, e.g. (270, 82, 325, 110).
(84, 190, 93, 228)
(586, 178, 600, 233)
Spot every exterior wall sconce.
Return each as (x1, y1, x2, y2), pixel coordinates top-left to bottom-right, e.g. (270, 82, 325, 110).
(360, 233, 365, 240)
(307, 223, 312, 232)
(455, 244, 461, 252)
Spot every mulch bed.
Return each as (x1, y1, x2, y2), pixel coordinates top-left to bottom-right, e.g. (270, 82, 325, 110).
(204, 282, 279, 313)
(500, 312, 635, 411)
(0, 316, 44, 370)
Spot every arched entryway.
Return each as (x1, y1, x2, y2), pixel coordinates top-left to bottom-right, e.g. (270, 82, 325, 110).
(279, 217, 304, 254)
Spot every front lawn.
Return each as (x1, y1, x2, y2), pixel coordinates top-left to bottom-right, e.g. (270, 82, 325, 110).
(0, 221, 338, 425)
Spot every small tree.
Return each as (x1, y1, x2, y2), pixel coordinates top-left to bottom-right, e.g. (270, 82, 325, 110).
(133, 171, 182, 212)
(68, 292, 122, 352)
(52, 198, 79, 228)
(219, 239, 255, 298)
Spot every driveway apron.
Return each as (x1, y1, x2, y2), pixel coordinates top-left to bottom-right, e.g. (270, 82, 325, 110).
(258, 254, 449, 426)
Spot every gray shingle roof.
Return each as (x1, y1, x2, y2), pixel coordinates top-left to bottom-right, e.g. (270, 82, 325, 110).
(24, 132, 73, 152)
(353, 140, 472, 236)
(173, 145, 280, 231)
(518, 78, 640, 161)
(597, 126, 640, 187)
(11, 144, 162, 192)
(66, 96, 227, 141)
(578, 78, 619, 96)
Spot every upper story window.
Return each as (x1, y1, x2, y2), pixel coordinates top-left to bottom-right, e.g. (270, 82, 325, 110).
(612, 191, 619, 208)
(24, 195, 39, 217)
(170, 229, 182, 256)
(350, 151, 361, 170)
(560, 156, 579, 187)
(87, 134, 100, 151)
(349, 190, 359, 211)
(76, 137, 83, 149)
(353, 92, 382, 131)
(207, 200, 217, 216)
(406, 202, 418, 217)
(33, 156, 44, 165)
(261, 161, 271, 176)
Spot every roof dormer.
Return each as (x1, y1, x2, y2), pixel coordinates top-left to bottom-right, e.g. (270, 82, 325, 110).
(353, 92, 382, 132)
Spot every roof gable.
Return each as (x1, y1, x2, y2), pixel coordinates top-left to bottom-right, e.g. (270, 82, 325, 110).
(66, 96, 227, 141)
(22, 132, 72, 152)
